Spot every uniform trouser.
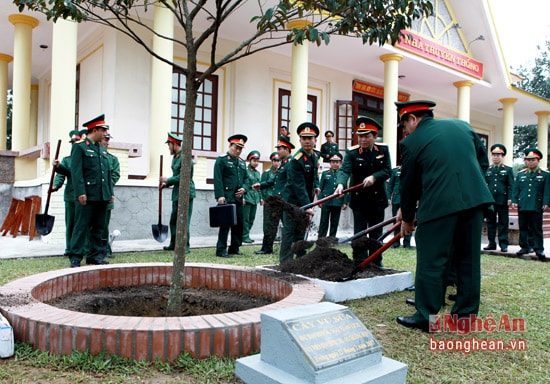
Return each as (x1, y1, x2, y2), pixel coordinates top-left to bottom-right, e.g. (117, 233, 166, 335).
(242, 203, 258, 241)
(169, 199, 193, 251)
(352, 205, 385, 265)
(216, 202, 243, 254)
(318, 206, 342, 238)
(279, 210, 307, 263)
(412, 207, 483, 323)
(518, 210, 543, 252)
(102, 208, 113, 256)
(391, 203, 412, 246)
(260, 203, 281, 253)
(64, 201, 76, 254)
(485, 204, 509, 247)
(69, 201, 108, 263)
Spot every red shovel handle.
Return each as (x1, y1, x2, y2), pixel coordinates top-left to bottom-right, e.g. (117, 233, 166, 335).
(358, 233, 402, 270)
(300, 182, 363, 210)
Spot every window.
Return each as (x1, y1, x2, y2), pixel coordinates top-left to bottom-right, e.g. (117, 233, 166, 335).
(335, 100, 358, 149)
(171, 68, 218, 151)
(277, 89, 318, 132)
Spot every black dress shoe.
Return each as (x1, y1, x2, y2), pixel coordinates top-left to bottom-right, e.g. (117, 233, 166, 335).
(500, 247, 508, 252)
(216, 252, 231, 258)
(254, 250, 272, 255)
(447, 294, 457, 301)
(536, 252, 547, 261)
(396, 316, 428, 332)
(163, 245, 174, 251)
(70, 260, 81, 268)
(86, 259, 109, 265)
(516, 248, 529, 256)
(391, 243, 400, 248)
(405, 285, 415, 291)
(228, 250, 242, 255)
(483, 244, 497, 251)
(242, 239, 254, 244)
(405, 298, 415, 306)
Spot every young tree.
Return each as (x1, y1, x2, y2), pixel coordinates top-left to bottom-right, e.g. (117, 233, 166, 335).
(13, 0, 433, 315)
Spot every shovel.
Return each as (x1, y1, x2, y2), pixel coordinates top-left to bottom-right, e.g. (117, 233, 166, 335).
(300, 182, 363, 210)
(336, 216, 397, 245)
(35, 139, 62, 236)
(337, 232, 402, 282)
(152, 155, 169, 242)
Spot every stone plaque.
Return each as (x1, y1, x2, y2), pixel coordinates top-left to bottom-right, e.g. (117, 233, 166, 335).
(284, 308, 382, 370)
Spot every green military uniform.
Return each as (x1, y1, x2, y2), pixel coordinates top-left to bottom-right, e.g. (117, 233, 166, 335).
(484, 144, 514, 251)
(320, 140, 339, 163)
(512, 148, 550, 258)
(165, 149, 195, 253)
(214, 135, 249, 256)
(397, 101, 493, 328)
(243, 151, 261, 243)
(387, 166, 412, 248)
(317, 156, 349, 238)
(102, 148, 120, 257)
(69, 115, 114, 267)
(280, 123, 320, 263)
(336, 117, 391, 266)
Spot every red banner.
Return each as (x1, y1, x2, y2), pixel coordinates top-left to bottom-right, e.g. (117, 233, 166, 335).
(352, 80, 410, 102)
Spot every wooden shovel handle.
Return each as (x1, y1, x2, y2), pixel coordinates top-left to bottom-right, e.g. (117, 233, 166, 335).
(44, 139, 62, 215)
(300, 182, 363, 210)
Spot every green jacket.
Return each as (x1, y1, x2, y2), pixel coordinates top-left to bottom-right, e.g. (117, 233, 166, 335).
(106, 152, 120, 210)
(282, 148, 319, 207)
(399, 117, 493, 224)
(245, 165, 261, 205)
(320, 141, 339, 163)
(213, 152, 248, 203)
(485, 164, 514, 205)
(512, 167, 550, 212)
(387, 167, 402, 205)
(336, 143, 391, 210)
(166, 150, 196, 201)
(318, 169, 349, 207)
(53, 156, 75, 202)
(260, 166, 277, 200)
(70, 138, 113, 202)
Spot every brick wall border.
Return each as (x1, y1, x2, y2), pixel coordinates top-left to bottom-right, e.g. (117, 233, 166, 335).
(0, 263, 325, 361)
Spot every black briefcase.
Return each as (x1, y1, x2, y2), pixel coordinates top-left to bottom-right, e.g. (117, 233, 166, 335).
(209, 204, 237, 227)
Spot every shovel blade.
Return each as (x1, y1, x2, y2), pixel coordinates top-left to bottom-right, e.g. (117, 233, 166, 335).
(152, 224, 169, 243)
(35, 213, 55, 236)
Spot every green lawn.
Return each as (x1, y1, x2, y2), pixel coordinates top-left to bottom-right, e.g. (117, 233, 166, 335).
(0, 246, 548, 383)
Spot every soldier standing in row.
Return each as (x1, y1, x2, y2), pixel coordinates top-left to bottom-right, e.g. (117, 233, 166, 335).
(335, 116, 391, 266)
(280, 123, 320, 263)
(213, 134, 249, 258)
(253, 137, 294, 255)
(100, 129, 120, 258)
(320, 130, 339, 163)
(512, 148, 550, 261)
(317, 153, 348, 238)
(242, 150, 262, 244)
(68, 114, 113, 268)
(483, 144, 514, 252)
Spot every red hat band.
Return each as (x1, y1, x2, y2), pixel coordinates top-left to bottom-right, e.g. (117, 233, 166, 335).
(230, 138, 245, 146)
(167, 136, 181, 145)
(399, 104, 432, 119)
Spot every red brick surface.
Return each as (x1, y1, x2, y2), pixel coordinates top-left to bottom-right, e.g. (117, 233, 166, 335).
(0, 263, 324, 361)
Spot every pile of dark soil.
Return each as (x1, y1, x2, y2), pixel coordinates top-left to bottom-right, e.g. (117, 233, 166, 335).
(277, 245, 400, 281)
(265, 195, 309, 232)
(47, 285, 276, 317)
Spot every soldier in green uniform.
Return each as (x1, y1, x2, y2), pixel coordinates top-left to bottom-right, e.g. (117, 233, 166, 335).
(68, 114, 114, 267)
(387, 165, 412, 248)
(280, 123, 320, 263)
(100, 129, 120, 258)
(335, 116, 391, 266)
(317, 153, 348, 238)
(242, 150, 262, 243)
(52, 130, 81, 255)
(483, 144, 514, 252)
(512, 148, 550, 261)
(394, 100, 493, 332)
(320, 130, 339, 163)
(213, 134, 249, 257)
(160, 132, 195, 253)
(253, 137, 294, 255)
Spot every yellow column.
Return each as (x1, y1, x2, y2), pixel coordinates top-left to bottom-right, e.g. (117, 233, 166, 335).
(149, 3, 174, 179)
(499, 98, 517, 166)
(50, 18, 78, 160)
(29, 84, 38, 147)
(535, 111, 550, 167)
(0, 54, 13, 151)
(288, 20, 311, 146)
(380, 53, 403, 165)
(9, 14, 39, 151)
(454, 80, 474, 122)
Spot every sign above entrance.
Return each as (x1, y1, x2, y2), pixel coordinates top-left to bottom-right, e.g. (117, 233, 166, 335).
(396, 30, 484, 79)
(352, 80, 410, 102)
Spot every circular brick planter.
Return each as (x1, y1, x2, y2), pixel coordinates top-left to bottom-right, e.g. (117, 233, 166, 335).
(0, 263, 324, 361)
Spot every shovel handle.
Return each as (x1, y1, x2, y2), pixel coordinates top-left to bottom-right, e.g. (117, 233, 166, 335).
(300, 182, 363, 210)
(338, 216, 397, 244)
(358, 233, 401, 270)
(44, 139, 62, 215)
(158, 155, 163, 224)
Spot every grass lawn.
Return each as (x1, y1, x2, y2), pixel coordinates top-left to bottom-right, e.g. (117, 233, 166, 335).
(0, 246, 548, 383)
